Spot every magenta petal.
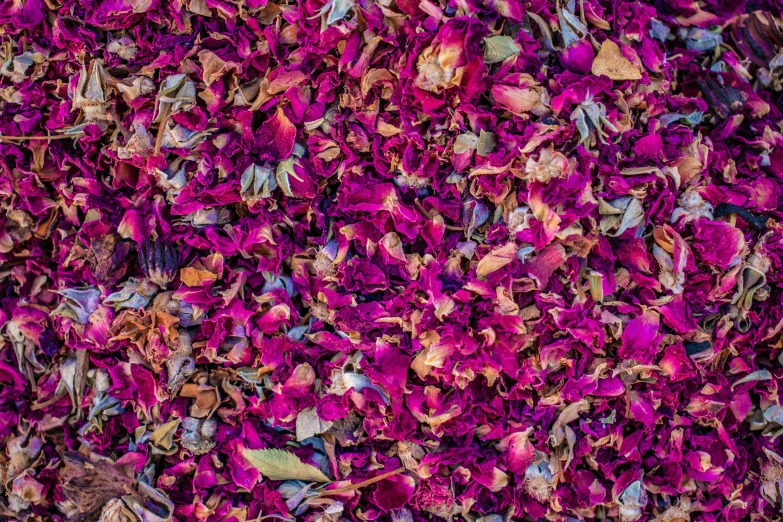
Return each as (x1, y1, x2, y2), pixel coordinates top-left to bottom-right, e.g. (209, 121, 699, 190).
(281, 363, 315, 398)
(657, 295, 698, 334)
(659, 344, 696, 382)
(7, 1, 783, 520)
(370, 473, 416, 511)
(618, 310, 661, 364)
(0, 0, 44, 28)
(499, 429, 535, 474)
(594, 376, 626, 397)
(523, 244, 567, 289)
(130, 364, 158, 410)
(632, 133, 663, 159)
(253, 108, 297, 160)
(693, 219, 745, 269)
(629, 391, 656, 426)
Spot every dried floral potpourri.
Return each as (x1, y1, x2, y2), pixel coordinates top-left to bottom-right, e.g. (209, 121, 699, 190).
(1, 0, 783, 520)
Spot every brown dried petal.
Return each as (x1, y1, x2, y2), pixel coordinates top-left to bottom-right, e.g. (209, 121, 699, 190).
(59, 453, 135, 520)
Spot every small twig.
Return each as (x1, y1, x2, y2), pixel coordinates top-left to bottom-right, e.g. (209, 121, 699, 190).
(413, 199, 434, 220)
(154, 105, 172, 155)
(317, 467, 405, 497)
(73, 349, 90, 418)
(0, 134, 82, 142)
(30, 389, 68, 411)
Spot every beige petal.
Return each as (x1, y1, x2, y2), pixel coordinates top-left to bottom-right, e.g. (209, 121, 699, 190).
(592, 40, 641, 81)
(476, 242, 518, 279)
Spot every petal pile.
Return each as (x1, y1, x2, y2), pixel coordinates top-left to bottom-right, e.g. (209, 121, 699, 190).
(1, 0, 783, 521)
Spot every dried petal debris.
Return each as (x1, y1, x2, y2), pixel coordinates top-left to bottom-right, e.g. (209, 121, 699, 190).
(1, 1, 783, 522)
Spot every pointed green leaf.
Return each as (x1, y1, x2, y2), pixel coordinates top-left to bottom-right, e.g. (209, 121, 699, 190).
(243, 448, 330, 482)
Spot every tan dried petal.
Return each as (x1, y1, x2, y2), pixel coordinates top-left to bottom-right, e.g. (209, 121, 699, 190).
(362, 68, 395, 97)
(179, 383, 220, 418)
(377, 121, 403, 136)
(476, 242, 518, 279)
(592, 40, 642, 80)
(180, 267, 218, 287)
(149, 418, 181, 455)
(674, 156, 703, 184)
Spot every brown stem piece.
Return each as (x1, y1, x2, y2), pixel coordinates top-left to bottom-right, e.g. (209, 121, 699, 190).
(317, 467, 405, 497)
(154, 106, 172, 155)
(0, 134, 83, 141)
(30, 389, 68, 411)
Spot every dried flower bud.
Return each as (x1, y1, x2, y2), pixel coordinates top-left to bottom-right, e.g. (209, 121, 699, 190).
(556, 0, 594, 74)
(98, 498, 136, 522)
(670, 189, 714, 224)
(69, 60, 114, 135)
(560, 39, 595, 75)
(154, 74, 196, 120)
(523, 148, 573, 184)
(106, 35, 138, 61)
(731, 11, 783, 68)
(618, 480, 648, 521)
(761, 458, 783, 506)
(181, 417, 218, 455)
(696, 79, 745, 120)
(241, 163, 277, 202)
(104, 278, 160, 309)
(90, 234, 131, 285)
(138, 238, 179, 287)
(571, 97, 618, 147)
(524, 461, 554, 502)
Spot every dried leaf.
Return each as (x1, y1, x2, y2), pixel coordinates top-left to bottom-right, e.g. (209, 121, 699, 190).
(591, 40, 641, 80)
(483, 36, 519, 64)
(732, 369, 772, 389)
(243, 448, 331, 482)
(296, 407, 334, 441)
(454, 133, 479, 154)
(149, 418, 181, 454)
(327, 0, 353, 25)
(477, 130, 497, 156)
(277, 156, 304, 197)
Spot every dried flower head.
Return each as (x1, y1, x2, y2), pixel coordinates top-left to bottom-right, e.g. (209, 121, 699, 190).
(137, 239, 179, 287)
